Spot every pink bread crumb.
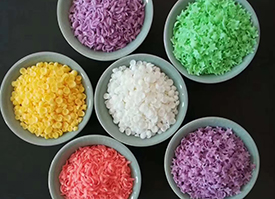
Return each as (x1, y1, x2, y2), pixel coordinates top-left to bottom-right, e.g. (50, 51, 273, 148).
(59, 145, 134, 199)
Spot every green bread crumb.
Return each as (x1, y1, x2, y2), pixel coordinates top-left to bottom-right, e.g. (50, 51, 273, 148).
(172, 0, 258, 76)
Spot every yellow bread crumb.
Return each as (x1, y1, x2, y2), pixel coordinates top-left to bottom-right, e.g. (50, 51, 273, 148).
(11, 62, 86, 139)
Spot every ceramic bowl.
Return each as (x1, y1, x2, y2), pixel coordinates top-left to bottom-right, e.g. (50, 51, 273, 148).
(95, 53, 188, 147)
(164, 0, 260, 84)
(0, 52, 93, 146)
(164, 117, 260, 199)
(57, 0, 153, 61)
(48, 135, 141, 199)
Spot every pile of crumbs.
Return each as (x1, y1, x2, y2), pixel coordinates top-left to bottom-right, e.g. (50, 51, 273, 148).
(59, 145, 134, 199)
(172, 0, 258, 75)
(69, 0, 145, 52)
(104, 60, 180, 139)
(11, 62, 86, 139)
(171, 126, 255, 199)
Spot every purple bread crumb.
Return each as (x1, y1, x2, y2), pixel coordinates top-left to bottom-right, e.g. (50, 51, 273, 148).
(171, 126, 255, 199)
(69, 0, 145, 52)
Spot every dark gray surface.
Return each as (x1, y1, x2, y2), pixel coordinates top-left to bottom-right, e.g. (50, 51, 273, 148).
(0, 0, 274, 198)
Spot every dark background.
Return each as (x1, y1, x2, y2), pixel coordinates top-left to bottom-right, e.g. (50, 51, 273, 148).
(0, 0, 274, 198)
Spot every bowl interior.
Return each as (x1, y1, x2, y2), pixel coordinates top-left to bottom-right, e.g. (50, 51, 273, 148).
(0, 52, 93, 146)
(95, 53, 188, 147)
(57, 0, 153, 61)
(48, 135, 141, 199)
(164, 117, 260, 199)
(164, 0, 260, 84)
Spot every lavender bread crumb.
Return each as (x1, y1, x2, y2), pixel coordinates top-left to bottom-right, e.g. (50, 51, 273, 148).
(172, 126, 255, 199)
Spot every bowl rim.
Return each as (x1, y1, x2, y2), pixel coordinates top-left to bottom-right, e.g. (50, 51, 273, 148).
(57, 0, 154, 61)
(164, 116, 260, 199)
(0, 51, 93, 146)
(48, 134, 142, 199)
(163, 0, 261, 84)
(94, 53, 189, 147)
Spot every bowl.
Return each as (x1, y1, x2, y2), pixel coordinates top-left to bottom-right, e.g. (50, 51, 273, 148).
(0, 52, 93, 146)
(164, 117, 260, 199)
(48, 135, 141, 199)
(57, 0, 153, 61)
(164, 0, 260, 84)
(95, 53, 188, 147)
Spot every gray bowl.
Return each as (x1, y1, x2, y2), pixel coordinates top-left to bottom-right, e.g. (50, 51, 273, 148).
(0, 52, 93, 146)
(48, 135, 141, 199)
(95, 54, 188, 147)
(164, 0, 260, 84)
(57, 0, 153, 61)
(164, 117, 260, 199)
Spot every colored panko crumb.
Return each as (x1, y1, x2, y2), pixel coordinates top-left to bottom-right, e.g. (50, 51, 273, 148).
(70, 0, 145, 52)
(10, 62, 87, 139)
(171, 127, 255, 199)
(59, 145, 134, 199)
(104, 60, 180, 139)
(172, 0, 258, 76)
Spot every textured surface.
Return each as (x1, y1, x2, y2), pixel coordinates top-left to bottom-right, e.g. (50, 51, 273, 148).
(172, 0, 258, 75)
(165, 118, 259, 199)
(57, 0, 153, 61)
(164, 0, 260, 83)
(49, 135, 141, 199)
(95, 54, 188, 147)
(0, 52, 93, 146)
(69, 0, 145, 52)
(59, 145, 134, 199)
(0, 0, 274, 198)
